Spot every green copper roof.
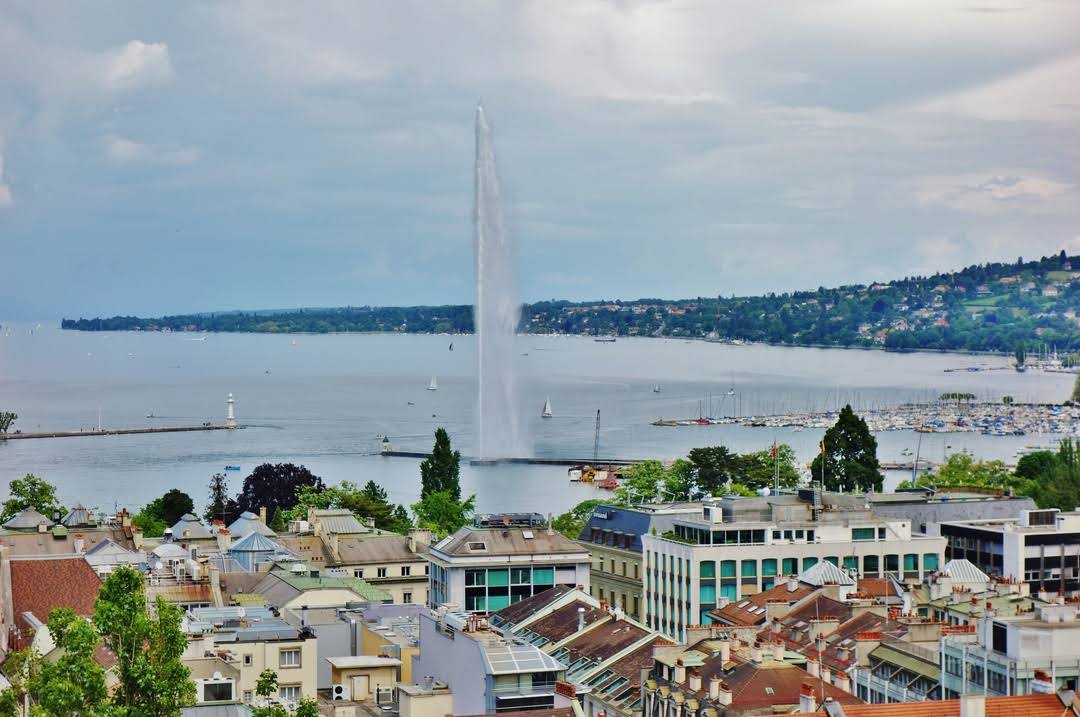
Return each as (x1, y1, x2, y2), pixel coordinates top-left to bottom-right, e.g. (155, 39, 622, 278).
(271, 569, 392, 602)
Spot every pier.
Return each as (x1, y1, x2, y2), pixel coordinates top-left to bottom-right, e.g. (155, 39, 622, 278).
(381, 450, 640, 467)
(0, 424, 240, 441)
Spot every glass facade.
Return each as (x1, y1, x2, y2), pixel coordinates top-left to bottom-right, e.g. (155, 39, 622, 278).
(463, 566, 558, 611)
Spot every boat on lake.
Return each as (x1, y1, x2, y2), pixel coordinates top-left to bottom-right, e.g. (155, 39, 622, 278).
(542, 397, 553, 418)
(428, 376, 438, 391)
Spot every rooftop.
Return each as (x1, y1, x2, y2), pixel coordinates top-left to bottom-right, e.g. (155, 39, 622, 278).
(325, 655, 401, 669)
(10, 555, 102, 649)
(812, 692, 1080, 717)
(432, 525, 587, 559)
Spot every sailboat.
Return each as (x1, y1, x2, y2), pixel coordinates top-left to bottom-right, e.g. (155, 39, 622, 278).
(653, 384, 661, 393)
(427, 376, 438, 391)
(542, 397, 553, 418)
(448, 342, 454, 351)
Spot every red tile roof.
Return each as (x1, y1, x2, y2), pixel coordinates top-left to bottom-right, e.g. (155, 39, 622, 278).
(814, 693, 1074, 717)
(9, 556, 102, 649)
(711, 581, 818, 627)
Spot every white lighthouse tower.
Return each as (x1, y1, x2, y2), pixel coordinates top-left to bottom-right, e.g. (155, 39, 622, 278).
(226, 393, 237, 428)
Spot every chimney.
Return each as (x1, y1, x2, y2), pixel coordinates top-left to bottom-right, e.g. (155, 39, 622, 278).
(408, 533, 417, 552)
(73, 534, 86, 554)
(751, 641, 762, 663)
(821, 667, 831, 685)
(799, 682, 816, 713)
(719, 640, 731, 663)
(771, 618, 782, 635)
(807, 657, 820, 677)
(717, 680, 732, 706)
(301, 605, 308, 627)
(688, 669, 701, 693)
(259, 506, 267, 525)
(833, 670, 850, 693)
(547, 513, 554, 536)
(577, 607, 586, 632)
(960, 694, 986, 717)
(708, 677, 721, 701)
(787, 577, 799, 592)
(772, 641, 784, 661)
(673, 662, 686, 685)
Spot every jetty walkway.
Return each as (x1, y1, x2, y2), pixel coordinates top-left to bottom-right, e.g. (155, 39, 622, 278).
(0, 424, 239, 440)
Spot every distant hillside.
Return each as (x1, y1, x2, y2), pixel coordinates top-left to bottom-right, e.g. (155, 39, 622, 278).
(62, 252, 1080, 353)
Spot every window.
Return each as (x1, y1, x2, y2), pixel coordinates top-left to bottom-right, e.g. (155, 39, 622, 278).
(511, 567, 531, 584)
(784, 530, 793, 540)
(467, 541, 487, 551)
(403, 591, 413, 603)
(877, 527, 887, 540)
(279, 685, 301, 703)
(377, 567, 387, 578)
(843, 556, 859, 571)
(903, 554, 918, 571)
(402, 566, 411, 576)
(279, 648, 301, 668)
(243, 691, 252, 703)
(741, 560, 757, 578)
(243, 654, 252, 666)
(762, 559, 777, 577)
(802, 557, 818, 571)
(825, 556, 839, 566)
(852, 528, 875, 541)
(634, 564, 639, 579)
(622, 561, 627, 576)
(353, 569, 364, 579)
(806, 530, 815, 543)
(773, 530, 781, 540)
(700, 561, 716, 578)
(923, 553, 940, 571)
(721, 560, 737, 578)
(203, 682, 233, 702)
(795, 530, 804, 540)
(782, 558, 798, 575)
(465, 569, 486, 586)
(885, 554, 899, 573)
(863, 555, 879, 575)
(610, 559, 616, 573)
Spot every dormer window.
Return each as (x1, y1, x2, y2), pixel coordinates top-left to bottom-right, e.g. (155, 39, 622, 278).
(468, 541, 487, 552)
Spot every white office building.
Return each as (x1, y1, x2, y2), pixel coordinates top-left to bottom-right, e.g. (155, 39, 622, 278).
(641, 492, 946, 641)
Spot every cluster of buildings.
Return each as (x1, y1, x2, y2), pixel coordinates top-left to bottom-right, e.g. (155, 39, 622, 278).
(10, 486, 1080, 716)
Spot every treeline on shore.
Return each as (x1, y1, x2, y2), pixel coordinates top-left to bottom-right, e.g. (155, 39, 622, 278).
(62, 252, 1080, 353)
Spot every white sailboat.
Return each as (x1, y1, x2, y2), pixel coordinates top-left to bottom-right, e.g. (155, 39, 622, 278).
(653, 384, 661, 393)
(427, 376, 438, 391)
(542, 397, 553, 418)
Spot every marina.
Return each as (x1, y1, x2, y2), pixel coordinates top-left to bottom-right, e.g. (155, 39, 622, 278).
(653, 401, 1080, 436)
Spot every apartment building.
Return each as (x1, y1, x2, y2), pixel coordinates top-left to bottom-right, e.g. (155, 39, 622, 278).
(577, 502, 699, 621)
(182, 606, 318, 708)
(412, 608, 568, 715)
(640, 493, 945, 641)
(426, 514, 591, 612)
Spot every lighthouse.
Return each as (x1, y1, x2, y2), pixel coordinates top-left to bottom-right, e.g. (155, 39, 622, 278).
(226, 393, 237, 428)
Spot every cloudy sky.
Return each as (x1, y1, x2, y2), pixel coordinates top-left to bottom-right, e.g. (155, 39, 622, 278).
(1, 1, 1078, 320)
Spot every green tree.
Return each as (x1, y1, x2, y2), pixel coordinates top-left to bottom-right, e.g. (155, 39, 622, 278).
(1016, 451, 1058, 482)
(94, 565, 195, 716)
(0, 411, 16, 433)
(411, 490, 476, 537)
(810, 405, 882, 493)
(30, 608, 110, 717)
(132, 510, 167, 538)
(551, 499, 607, 539)
(269, 507, 288, 532)
(736, 444, 801, 490)
(1015, 342, 1027, 367)
(282, 481, 412, 535)
(687, 446, 741, 496)
(154, 489, 195, 525)
(204, 472, 233, 523)
(613, 460, 667, 504)
(0, 473, 64, 523)
(420, 428, 461, 500)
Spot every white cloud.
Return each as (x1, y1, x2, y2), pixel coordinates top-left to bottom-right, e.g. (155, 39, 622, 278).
(916, 54, 1080, 123)
(105, 135, 199, 166)
(914, 171, 1075, 214)
(100, 40, 174, 90)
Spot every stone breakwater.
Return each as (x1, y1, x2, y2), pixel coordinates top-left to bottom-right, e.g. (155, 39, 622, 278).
(653, 402, 1080, 436)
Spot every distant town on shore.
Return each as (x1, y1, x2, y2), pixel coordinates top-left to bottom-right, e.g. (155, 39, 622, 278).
(62, 252, 1080, 354)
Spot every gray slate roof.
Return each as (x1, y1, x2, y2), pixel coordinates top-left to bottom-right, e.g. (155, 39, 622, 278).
(799, 560, 856, 587)
(2, 508, 51, 531)
(940, 558, 990, 584)
(311, 509, 366, 535)
(169, 513, 213, 540)
(227, 511, 276, 538)
(62, 504, 95, 528)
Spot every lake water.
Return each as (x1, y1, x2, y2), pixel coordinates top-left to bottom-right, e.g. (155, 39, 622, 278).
(0, 324, 1072, 515)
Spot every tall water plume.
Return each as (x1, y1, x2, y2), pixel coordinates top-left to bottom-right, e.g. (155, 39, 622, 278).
(474, 105, 525, 459)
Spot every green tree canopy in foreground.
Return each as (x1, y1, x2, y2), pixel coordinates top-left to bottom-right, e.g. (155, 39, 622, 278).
(0, 473, 64, 524)
(1, 564, 195, 717)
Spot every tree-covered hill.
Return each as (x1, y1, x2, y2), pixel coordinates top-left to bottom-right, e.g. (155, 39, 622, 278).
(62, 251, 1080, 353)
